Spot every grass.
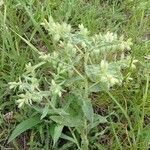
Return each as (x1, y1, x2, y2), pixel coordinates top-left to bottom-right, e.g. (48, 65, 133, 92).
(0, 0, 150, 149)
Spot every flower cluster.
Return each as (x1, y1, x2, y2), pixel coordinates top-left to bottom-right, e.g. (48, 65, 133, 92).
(9, 62, 62, 108)
(9, 16, 137, 108)
(41, 16, 71, 42)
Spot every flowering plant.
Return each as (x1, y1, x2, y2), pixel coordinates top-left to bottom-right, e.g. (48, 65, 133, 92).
(9, 16, 137, 149)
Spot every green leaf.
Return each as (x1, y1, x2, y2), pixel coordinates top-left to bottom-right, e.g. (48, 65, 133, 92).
(58, 142, 74, 150)
(33, 106, 69, 116)
(41, 105, 49, 119)
(89, 82, 102, 92)
(50, 115, 83, 127)
(85, 65, 100, 82)
(64, 76, 82, 86)
(60, 133, 76, 143)
(53, 124, 64, 147)
(90, 114, 107, 129)
(82, 98, 94, 122)
(50, 94, 84, 127)
(8, 115, 41, 143)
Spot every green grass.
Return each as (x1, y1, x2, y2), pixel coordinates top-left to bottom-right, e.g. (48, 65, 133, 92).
(0, 0, 150, 149)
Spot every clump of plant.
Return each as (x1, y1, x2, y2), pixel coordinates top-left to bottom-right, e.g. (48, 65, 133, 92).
(8, 16, 137, 149)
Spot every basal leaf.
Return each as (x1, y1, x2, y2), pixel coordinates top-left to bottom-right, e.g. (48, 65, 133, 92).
(8, 115, 41, 143)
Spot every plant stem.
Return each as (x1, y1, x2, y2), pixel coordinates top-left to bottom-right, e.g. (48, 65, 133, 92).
(69, 127, 81, 150)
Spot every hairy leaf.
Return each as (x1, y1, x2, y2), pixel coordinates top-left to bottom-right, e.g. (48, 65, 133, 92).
(8, 115, 41, 142)
(50, 115, 83, 127)
(82, 98, 94, 122)
(53, 124, 64, 147)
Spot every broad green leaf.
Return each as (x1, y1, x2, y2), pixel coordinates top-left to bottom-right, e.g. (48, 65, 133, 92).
(85, 65, 100, 82)
(53, 124, 64, 147)
(82, 98, 94, 122)
(51, 94, 84, 127)
(50, 115, 83, 127)
(89, 82, 102, 92)
(33, 106, 69, 116)
(8, 115, 41, 143)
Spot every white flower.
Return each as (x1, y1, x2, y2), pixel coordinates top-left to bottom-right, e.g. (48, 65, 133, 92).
(53, 34, 61, 41)
(107, 74, 119, 86)
(79, 24, 89, 36)
(81, 42, 87, 48)
(104, 32, 117, 42)
(30, 77, 39, 91)
(17, 92, 33, 108)
(101, 60, 108, 72)
(39, 52, 51, 61)
(62, 22, 71, 33)
(25, 62, 33, 73)
(17, 99, 25, 108)
(0, 0, 4, 6)
(144, 55, 150, 60)
(131, 59, 138, 69)
(51, 80, 63, 97)
(100, 76, 107, 83)
(9, 82, 20, 89)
